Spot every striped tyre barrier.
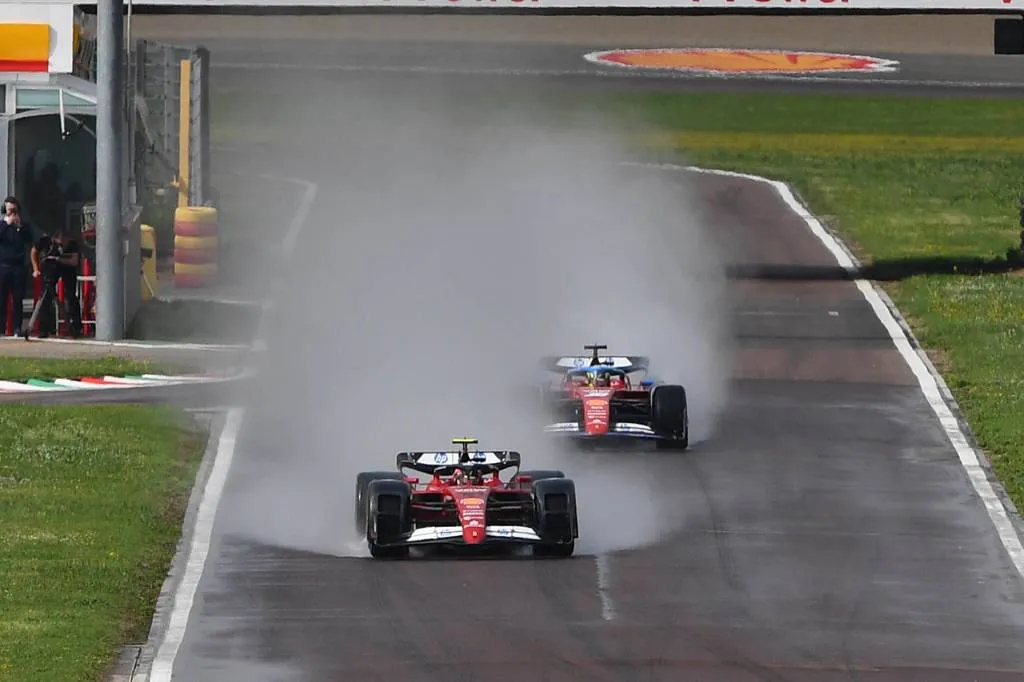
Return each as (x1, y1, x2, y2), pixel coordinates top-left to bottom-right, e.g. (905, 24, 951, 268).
(172, 273, 216, 288)
(173, 247, 218, 265)
(174, 206, 219, 237)
(174, 235, 218, 251)
(173, 206, 219, 288)
(173, 260, 217, 288)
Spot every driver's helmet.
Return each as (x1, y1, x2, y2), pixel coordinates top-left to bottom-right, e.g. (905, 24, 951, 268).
(594, 371, 611, 387)
(466, 467, 484, 485)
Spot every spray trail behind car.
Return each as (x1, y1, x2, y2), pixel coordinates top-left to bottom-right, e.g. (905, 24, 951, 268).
(224, 88, 733, 559)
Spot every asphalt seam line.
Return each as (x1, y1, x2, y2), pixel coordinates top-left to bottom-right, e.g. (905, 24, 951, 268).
(631, 160, 1024, 582)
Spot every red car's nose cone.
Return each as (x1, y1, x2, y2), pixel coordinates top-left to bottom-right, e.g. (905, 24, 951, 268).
(463, 521, 485, 544)
(582, 392, 612, 435)
(454, 493, 488, 544)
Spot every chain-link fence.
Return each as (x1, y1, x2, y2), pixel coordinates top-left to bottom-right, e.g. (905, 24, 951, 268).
(130, 39, 212, 208)
(74, 34, 212, 257)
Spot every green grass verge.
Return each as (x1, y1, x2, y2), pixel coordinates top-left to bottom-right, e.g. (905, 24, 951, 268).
(210, 88, 1024, 509)
(0, 405, 206, 682)
(0, 356, 160, 383)
(617, 91, 1024, 507)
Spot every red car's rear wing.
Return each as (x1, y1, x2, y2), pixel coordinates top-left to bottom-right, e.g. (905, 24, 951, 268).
(396, 449, 522, 476)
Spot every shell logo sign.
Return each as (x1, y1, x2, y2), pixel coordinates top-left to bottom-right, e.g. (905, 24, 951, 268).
(0, 3, 83, 74)
(584, 48, 899, 75)
(0, 23, 50, 72)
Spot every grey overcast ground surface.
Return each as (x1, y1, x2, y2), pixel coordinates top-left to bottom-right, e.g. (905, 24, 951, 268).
(85, 12, 1024, 682)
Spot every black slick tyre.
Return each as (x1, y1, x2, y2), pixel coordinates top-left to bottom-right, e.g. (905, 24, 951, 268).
(365, 478, 411, 559)
(651, 384, 689, 450)
(355, 471, 405, 535)
(531, 478, 578, 558)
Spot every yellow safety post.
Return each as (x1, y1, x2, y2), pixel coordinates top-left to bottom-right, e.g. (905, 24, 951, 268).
(176, 58, 192, 209)
(140, 224, 159, 301)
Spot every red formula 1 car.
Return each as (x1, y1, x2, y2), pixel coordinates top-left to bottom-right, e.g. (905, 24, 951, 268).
(538, 344, 689, 450)
(354, 438, 579, 559)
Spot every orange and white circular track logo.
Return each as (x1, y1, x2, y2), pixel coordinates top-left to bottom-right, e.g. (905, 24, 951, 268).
(584, 48, 900, 75)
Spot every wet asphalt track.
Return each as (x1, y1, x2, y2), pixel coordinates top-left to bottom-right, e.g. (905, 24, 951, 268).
(33, 17, 1024, 682)
(163, 155, 1024, 680)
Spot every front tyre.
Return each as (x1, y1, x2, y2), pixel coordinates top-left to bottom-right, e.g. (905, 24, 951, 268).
(531, 478, 578, 558)
(365, 479, 411, 559)
(354, 471, 405, 534)
(651, 384, 689, 450)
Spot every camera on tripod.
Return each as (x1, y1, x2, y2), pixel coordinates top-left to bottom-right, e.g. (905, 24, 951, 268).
(40, 240, 64, 280)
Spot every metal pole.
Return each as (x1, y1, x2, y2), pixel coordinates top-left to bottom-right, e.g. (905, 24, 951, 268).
(126, 0, 133, 47)
(96, 0, 125, 340)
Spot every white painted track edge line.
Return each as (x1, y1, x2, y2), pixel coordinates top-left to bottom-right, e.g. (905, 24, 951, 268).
(137, 171, 317, 680)
(595, 554, 617, 621)
(252, 174, 319, 348)
(632, 160, 1024, 582)
(147, 407, 245, 682)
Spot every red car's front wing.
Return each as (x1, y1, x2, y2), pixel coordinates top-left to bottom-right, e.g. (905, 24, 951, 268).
(375, 524, 544, 547)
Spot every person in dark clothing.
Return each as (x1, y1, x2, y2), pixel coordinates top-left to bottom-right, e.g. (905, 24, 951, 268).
(0, 197, 33, 336)
(25, 228, 82, 339)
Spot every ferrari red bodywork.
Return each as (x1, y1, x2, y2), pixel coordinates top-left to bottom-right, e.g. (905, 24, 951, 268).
(400, 470, 537, 545)
(356, 442, 579, 558)
(539, 345, 688, 447)
(557, 373, 654, 436)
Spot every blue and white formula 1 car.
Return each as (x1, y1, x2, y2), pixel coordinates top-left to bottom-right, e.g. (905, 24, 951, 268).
(537, 344, 689, 450)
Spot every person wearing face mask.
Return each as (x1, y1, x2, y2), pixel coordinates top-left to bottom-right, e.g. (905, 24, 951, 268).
(0, 197, 34, 336)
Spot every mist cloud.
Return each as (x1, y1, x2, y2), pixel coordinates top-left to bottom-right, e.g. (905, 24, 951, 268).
(218, 83, 734, 558)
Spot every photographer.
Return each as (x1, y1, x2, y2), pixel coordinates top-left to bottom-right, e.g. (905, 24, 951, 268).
(0, 196, 33, 336)
(25, 228, 82, 339)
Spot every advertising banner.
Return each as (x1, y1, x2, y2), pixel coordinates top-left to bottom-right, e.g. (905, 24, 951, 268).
(33, 0, 1024, 10)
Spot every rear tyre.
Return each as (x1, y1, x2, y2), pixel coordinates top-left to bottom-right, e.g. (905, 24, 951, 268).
(355, 471, 405, 534)
(651, 384, 689, 450)
(531, 478, 578, 558)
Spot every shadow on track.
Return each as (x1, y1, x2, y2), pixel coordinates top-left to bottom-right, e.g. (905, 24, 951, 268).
(728, 253, 1024, 282)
